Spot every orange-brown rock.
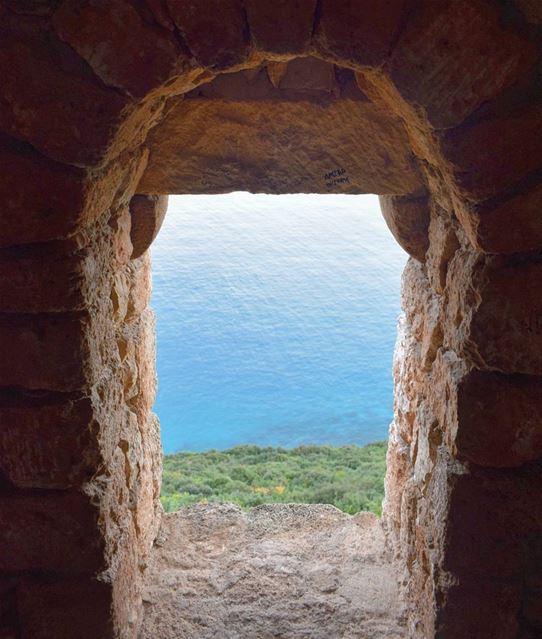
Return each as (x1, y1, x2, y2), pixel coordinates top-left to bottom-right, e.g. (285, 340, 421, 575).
(129, 194, 168, 259)
(0, 313, 91, 390)
(386, 0, 535, 128)
(0, 27, 134, 167)
(166, 0, 250, 70)
(379, 194, 430, 262)
(0, 391, 97, 489)
(315, 0, 407, 68)
(53, 0, 189, 98)
(0, 492, 105, 572)
(467, 260, 542, 374)
(455, 370, 542, 467)
(244, 0, 317, 55)
(139, 89, 422, 195)
(0, 3, 541, 637)
(442, 105, 542, 202)
(459, 181, 542, 254)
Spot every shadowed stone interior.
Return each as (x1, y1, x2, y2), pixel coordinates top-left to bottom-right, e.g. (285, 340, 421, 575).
(0, 1, 541, 637)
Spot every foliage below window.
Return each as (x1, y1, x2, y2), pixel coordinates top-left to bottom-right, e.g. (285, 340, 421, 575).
(161, 442, 387, 515)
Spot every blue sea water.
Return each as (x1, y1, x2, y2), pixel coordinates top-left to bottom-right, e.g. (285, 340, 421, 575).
(151, 193, 407, 453)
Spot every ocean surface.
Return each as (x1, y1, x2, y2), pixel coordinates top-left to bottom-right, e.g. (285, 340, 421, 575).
(151, 193, 407, 453)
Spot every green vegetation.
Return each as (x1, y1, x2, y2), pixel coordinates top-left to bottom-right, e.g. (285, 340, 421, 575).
(161, 442, 387, 516)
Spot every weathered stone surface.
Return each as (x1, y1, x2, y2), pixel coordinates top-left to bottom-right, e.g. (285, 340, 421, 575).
(425, 211, 460, 294)
(141, 504, 407, 638)
(460, 181, 542, 254)
(53, 0, 188, 98)
(0, 137, 148, 248)
(0, 313, 90, 390)
(466, 260, 542, 374)
(386, 0, 535, 128)
(120, 310, 157, 427)
(129, 194, 168, 259)
(0, 27, 137, 166)
(379, 194, 430, 262)
(0, 4, 541, 638)
(0, 492, 105, 572)
(166, 0, 250, 70)
(126, 255, 152, 323)
(0, 390, 99, 489)
(0, 242, 87, 313)
(139, 95, 422, 195)
(455, 370, 542, 467)
(315, 0, 407, 68)
(244, 0, 316, 54)
(270, 56, 336, 93)
(443, 104, 542, 202)
(17, 577, 114, 639)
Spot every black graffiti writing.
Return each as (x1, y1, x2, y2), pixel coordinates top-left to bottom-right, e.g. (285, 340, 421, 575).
(324, 168, 350, 189)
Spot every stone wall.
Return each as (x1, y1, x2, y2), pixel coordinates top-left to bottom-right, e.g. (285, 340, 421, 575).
(0, 1, 540, 637)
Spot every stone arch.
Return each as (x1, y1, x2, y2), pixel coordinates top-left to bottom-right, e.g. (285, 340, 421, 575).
(0, 1, 541, 637)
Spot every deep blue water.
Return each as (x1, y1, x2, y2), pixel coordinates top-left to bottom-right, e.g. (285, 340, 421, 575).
(151, 193, 407, 453)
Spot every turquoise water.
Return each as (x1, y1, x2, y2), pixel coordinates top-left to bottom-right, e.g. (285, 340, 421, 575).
(151, 193, 407, 453)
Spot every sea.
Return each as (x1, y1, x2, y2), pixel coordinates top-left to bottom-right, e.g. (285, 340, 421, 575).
(150, 193, 408, 454)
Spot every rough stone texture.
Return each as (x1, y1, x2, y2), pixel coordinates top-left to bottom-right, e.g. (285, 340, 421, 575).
(314, 0, 408, 68)
(53, 0, 189, 98)
(385, 0, 536, 128)
(0, 3, 541, 637)
(379, 194, 430, 262)
(245, 0, 317, 55)
(139, 61, 423, 195)
(129, 194, 168, 259)
(455, 370, 542, 467)
(464, 182, 542, 254)
(141, 504, 407, 638)
(166, 0, 250, 70)
(441, 105, 542, 202)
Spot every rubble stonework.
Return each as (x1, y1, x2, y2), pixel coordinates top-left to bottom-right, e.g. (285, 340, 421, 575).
(0, 1, 540, 636)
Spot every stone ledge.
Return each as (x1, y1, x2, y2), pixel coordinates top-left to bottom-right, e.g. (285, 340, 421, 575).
(141, 503, 407, 638)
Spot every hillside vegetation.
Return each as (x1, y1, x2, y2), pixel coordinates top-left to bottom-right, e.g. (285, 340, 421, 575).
(161, 442, 387, 515)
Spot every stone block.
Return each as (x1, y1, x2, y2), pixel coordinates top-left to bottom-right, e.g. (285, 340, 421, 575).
(314, 0, 407, 67)
(0, 241, 86, 313)
(17, 577, 114, 639)
(441, 461, 542, 580)
(387, 0, 535, 128)
(442, 105, 542, 202)
(460, 181, 542, 254)
(436, 578, 521, 638)
(0, 27, 132, 166)
(0, 390, 100, 489)
(139, 95, 423, 195)
(129, 194, 168, 259)
(455, 371, 542, 467)
(244, 0, 316, 54)
(468, 260, 542, 374)
(0, 137, 90, 247)
(0, 313, 89, 390)
(166, 0, 250, 69)
(53, 0, 188, 98)
(0, 492, 105, 572)
(379, 194, 430, 262)
(0, 135, 148, 248)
